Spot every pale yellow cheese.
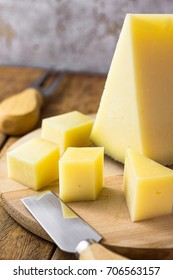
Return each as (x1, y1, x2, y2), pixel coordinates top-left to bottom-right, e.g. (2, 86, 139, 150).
(41, 111, 94, 155)
(7, 137, 59, 190)
(124, 148, 173, 222)
(59, 147, 104, 202)
(90, 14, 173, 165)
(61, 202, 78, 219)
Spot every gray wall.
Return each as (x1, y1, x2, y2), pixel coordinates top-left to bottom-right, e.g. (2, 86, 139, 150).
(1, 0, 173, 73)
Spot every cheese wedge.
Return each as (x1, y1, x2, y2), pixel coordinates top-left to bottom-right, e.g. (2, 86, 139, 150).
(7, 137, 59, 190)
(41, 111, 94, 155)
(90, 14, 173, 165)
(59, 147, 104, 202)
(124, 148, 173, 222)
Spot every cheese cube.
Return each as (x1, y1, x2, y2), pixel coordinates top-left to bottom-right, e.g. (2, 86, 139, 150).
(124, 148, 173, 222)
(7, 137, 59, 190)
(59, 147, 104, 202)
(90, 14, 173, 165)
(41, 111, 94, 155)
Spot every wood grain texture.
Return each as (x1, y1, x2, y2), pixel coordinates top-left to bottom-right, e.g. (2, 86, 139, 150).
(41, 72, 106, 118)
(51, 248, 76, 260)
(79, 243, 129, 260)
(0, 202, 56, 260)
(0, 66, 44, 103)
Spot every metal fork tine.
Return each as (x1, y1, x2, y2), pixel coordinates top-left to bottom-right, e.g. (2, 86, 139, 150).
(30, 68, 54, 87)
(41, 72, 65, 97)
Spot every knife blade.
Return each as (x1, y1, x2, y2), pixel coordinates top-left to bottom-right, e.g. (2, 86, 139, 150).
(21, 191, 128, 260)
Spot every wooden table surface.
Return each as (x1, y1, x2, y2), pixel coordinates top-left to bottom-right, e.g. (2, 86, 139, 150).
(0, 66, 105, 260)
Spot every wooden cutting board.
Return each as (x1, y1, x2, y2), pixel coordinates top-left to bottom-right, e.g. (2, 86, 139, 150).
(1, 128, 173, 259)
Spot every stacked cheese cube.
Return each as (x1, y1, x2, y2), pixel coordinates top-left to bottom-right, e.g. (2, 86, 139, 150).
(59, 147, 104, 202)
(7, 111, 104, 201)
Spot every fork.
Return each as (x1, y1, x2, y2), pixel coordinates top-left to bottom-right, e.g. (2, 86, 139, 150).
(0, 69, 64, 136)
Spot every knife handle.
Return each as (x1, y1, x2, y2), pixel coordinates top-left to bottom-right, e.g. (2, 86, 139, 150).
(76, 240, 129, 260)
(0, 88, 44, 136)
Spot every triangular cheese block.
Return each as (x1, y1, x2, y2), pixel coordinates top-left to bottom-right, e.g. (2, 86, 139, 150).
(124, 148, 173, 222)
(90, 14, 173, 165)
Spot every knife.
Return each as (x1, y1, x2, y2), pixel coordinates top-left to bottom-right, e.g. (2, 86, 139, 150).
(21, 191, 128, 260)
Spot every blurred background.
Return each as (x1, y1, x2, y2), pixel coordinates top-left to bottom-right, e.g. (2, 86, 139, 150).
(1, 0, 173, 74)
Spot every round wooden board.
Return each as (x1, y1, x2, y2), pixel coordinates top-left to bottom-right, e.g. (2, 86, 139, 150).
(1, 129, 173, 259)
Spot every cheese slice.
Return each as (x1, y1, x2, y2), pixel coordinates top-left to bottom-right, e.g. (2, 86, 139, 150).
(41, 111, 94, 155)
(124, 148, 173, 222)
(90, 14, 173, 165)
(7, 137, 59, 190)
(59, 147, 104, 202)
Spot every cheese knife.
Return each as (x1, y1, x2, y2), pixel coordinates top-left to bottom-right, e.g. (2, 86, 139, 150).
(21, 191, 128, 260)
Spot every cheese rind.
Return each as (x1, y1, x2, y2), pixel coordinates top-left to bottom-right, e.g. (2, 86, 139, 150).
(59, 147, 104, 202)
(90, 14, 173, 165)
(124, 148, 173, 222)
(7, 137, 59, 190)
(41, 111, 94, 155)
